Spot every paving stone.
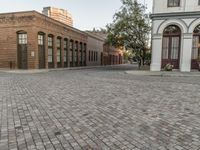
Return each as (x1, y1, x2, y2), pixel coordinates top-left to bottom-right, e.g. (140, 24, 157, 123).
(0, 65, 200, 150)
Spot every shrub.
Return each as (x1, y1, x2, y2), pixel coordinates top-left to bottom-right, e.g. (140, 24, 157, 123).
(164, 63, 173, 71)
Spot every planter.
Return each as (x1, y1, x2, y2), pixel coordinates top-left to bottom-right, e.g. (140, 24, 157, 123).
(164, 63, 173, 71)
(165, 68, 172, 71)
(197, 61, 200, 71)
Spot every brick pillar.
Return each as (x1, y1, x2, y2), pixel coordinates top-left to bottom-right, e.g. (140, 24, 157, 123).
(28, 30, 38, 69)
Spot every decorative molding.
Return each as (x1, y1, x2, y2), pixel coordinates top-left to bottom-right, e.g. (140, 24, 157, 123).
(151, 11, 200, 20)
(0, 15, 35, 24)
(156, 19, 188, 34)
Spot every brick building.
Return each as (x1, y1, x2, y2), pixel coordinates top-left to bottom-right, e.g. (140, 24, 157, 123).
(86, 32, 124, 66)
(0, 11, 87, 69)
(103, 44, 123, 66)
(0, 10, 123, 69)
(86, 32, 104, 66)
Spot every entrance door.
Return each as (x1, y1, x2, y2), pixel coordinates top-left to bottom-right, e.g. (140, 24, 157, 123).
(17, 32, 28, 69)
(162, 25, 181, 69)
(39, 46, 45, 68)
(38, 34, 45, 69)
(192, 25, 200, 69)
(64, 39, 68, 67)
(101, 52, 103, 65)
(18, 44, 27, 69)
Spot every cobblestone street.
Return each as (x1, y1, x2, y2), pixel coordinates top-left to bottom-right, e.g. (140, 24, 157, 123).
(0, 65, 200, 150)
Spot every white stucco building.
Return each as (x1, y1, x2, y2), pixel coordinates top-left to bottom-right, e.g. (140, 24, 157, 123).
(151, 0, 200, 72)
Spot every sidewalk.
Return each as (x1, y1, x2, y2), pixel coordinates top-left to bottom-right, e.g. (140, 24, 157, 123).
(0, 65, 119, 74)
(126, 70, 200, 77)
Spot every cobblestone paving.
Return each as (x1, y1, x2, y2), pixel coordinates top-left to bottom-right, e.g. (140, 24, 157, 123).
(0, 65, 200, 150)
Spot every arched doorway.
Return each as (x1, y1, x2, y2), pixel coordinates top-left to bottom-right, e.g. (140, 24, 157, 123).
(17, 31, 28, 69)
(64, 38, 68, 67)
(56, 37, 62, 68)
(38, 32, 45, 69)
(191, 25, 200, 69)
(162, 25, 181, 69)
(48, 34, 54, 68)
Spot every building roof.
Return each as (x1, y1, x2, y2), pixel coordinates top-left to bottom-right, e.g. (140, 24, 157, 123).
(85, 31, 105, 42)
(0, 10, 86, 36)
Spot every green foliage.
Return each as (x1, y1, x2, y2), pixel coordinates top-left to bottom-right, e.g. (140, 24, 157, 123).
(106, 0, 151, 67)
(123, 50, 133, 61)
(144, 52, 151, 65)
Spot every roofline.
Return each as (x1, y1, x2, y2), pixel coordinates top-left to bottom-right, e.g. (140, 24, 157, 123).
(33, 11, 87, 36)
(86, 32, 105, 42)
(0, 10, 87, 36)
(0, 10, 37, 16)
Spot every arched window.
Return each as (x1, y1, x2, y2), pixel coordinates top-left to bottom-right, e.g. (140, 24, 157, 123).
(193, 25, 200, 34)
(38, 32, 45, 69)
(57, 37, 62, 68)
(69, 40, 73, 67)
(48, 34, 54, 68)
(163, 25, 181, 35)
(17, 31, 27, 45)
(17, 31, 28, 69)
(64, 38, 68, 67)
(83, 43, 87, 66)
(162, 25, 181, 69)
(38, 32, 45, 46)
(192, 25, 200, 59)
(79, 42, 83, 66)
(192, 25, 200, 69)
(74, 41, 78, 66)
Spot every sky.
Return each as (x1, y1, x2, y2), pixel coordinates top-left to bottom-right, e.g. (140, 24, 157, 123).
(0, 0, 152, 31)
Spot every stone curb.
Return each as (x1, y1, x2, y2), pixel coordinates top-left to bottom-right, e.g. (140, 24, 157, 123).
(0, 65, 124, 74)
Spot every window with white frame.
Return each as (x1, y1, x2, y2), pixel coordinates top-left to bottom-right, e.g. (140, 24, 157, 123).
(48, 36, 53, 63)
(18, 33, 27, 44)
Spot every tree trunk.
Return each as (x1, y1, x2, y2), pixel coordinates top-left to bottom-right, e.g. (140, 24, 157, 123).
(142, 48, 146, 65)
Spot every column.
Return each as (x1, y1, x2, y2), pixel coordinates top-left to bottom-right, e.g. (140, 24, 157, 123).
(150, 34, 162, 71)
(180, 33, 193, 72)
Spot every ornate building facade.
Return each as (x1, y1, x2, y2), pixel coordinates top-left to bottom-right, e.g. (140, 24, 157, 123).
(151, 0, 200, 72)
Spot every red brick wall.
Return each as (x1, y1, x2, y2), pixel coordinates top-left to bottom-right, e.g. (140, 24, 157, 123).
(0, 11, 88, 69)
(103, 44, 124, 65)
